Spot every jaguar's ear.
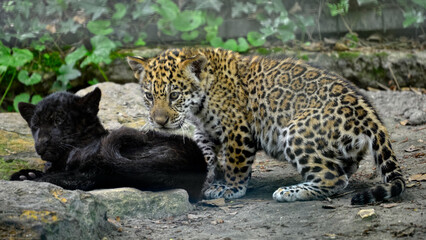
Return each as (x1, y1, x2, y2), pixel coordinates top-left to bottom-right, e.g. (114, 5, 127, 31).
(182, 54, 207, 81)
(127, 56, 149, 81)
(18, 102, 36, 125)
(80, 87, 101, 115)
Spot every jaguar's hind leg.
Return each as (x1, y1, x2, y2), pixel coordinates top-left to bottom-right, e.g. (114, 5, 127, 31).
(273, 158, 349, 202)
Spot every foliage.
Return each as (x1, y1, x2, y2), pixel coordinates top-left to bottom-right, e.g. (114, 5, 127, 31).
(328, 0, 349, 17)
(0, 0, 423, 112)
(398, 0, 426, 28)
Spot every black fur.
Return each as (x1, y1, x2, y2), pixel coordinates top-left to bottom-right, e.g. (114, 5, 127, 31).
(10, 88, 207, 202)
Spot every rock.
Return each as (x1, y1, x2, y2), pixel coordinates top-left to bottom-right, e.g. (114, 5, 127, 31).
(90, 188, 193, 219)
(0, 181, 194, 239)
(76, 82, 148, 130)
(403, 108, 426, 125)
(76, 82, 194, 136)
(0, 180, 113, 239)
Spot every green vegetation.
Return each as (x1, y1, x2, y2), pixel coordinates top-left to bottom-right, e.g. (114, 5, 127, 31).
(0, 158, 36, 180)
(0, 0, 424, 112)
(338, 51, 361, 59)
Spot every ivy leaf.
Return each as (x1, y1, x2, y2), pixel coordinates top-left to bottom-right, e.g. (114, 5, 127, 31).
(0, 44, 12, 66)
(157, 19, 178, 36)
(10, 48, 33, 68)
(412, 0, 426, 9)
(152, 0, 179, 21)
(57, 64, 81, 85)
(87, 20, 113, 35)
(81, 36, 116, 67)
(112, 3, 127, 20)
(206, 14, 223, 27)
(403, 10, 424, 28)
(18, 70, 42, 86)
(88, 78, 99, 85)
(223, 39, 238, 51)
(65, 46, 88, 67)
(31, 95, 43, 105)
(247, 31, 266, 47)
(76, 0, 108, 20)
(59, 19, 81, 34)
(237, 37, 249, 52)
(13, 93, 30, 112)
(174, 11, 204, 32)
(194, 0, 223, 12)
(31, 41, 46, 52)
(210, 36, 224, 48)
(0, 66, 7, 74)
(181, 30, 199, 41)
(134, 32, 147, 46)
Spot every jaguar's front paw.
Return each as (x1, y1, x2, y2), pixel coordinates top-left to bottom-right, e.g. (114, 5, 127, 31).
(10, 169, 44, 181)
(204, 183, 247, 199)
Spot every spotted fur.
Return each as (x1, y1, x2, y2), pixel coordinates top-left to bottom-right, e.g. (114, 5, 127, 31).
(127, 48, 405, 205)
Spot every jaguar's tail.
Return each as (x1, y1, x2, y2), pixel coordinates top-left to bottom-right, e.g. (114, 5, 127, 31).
(351, 127, 405, 205)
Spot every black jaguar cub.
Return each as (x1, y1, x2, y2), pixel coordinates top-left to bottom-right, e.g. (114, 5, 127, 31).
(10, 88, 207, 202)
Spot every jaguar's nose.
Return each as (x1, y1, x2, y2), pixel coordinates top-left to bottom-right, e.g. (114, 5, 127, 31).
(152, 110, 169, 127)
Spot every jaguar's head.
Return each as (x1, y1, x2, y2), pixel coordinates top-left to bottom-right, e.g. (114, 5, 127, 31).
(127, 49, 207, 129)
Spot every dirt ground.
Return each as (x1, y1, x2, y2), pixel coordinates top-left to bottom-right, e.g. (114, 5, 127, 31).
(105, 90, 426, 240)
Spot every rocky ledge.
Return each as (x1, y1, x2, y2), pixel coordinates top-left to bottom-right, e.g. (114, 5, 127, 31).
(1, 82, 425, 239)
(0, 82, 194, 239)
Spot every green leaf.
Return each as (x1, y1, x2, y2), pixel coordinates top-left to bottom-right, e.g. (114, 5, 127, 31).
(87, 20, 113, 35)
(18, 70, 41, 86)
(59, 19, 81, 34)
(31, 41, 46, 52)
(157, 19, 178, 36)
(10, 48, 33, 67)
(135, 38, 146, 46)
(76, 0, 108, 20)
(65, 46, 88, 67)
(206, 14, 223, 27)
(57, 64, 81, 85)
(112, 3, 127, 20)
(14, 93, 30, 112)
(0, 42, 11, 55)
(247, 31, 266, 47)
(174, 11, 204, 32)
(0, 66, 7, 74)
(194, 0, 223, 12)
(403, 11, 419, 28)
(81, 36, 116, 67)
(134, 32, 148, 46)
(181, 31, 199, 41)
(31, 95, 43, 105)
(412, 0, 426, 9)
(152, 0, 179, 21)
(0, 44, 12, 66)
(210, 36, 224, 48)
(237, 38, 249, 52)
(223, 39, 238, 51)
(88, 78, 99, 85)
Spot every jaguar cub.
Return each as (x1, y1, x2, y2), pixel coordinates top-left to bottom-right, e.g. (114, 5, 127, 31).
(127, 48, 405, 204)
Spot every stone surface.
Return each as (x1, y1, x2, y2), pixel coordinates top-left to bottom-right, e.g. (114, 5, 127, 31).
(0, 180, 112, 239)
(0, 82, 198, 238)
(76, 82, 194, 135)
(90, 188, 193, 219)
(106, 49, 426, 89)
(0, 181, 193, 239)
(1, 82, 425, 239)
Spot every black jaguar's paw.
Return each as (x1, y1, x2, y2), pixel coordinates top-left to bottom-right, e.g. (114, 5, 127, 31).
(10, 169, 44, 181)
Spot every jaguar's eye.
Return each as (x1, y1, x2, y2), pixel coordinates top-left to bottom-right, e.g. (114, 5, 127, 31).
(145, 92, 153, 101)
(53, 113, 65, 125)
(170, 92, 180, 101)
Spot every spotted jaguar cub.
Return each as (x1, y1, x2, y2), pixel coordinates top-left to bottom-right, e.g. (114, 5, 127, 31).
(127, 48, 405, 204)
